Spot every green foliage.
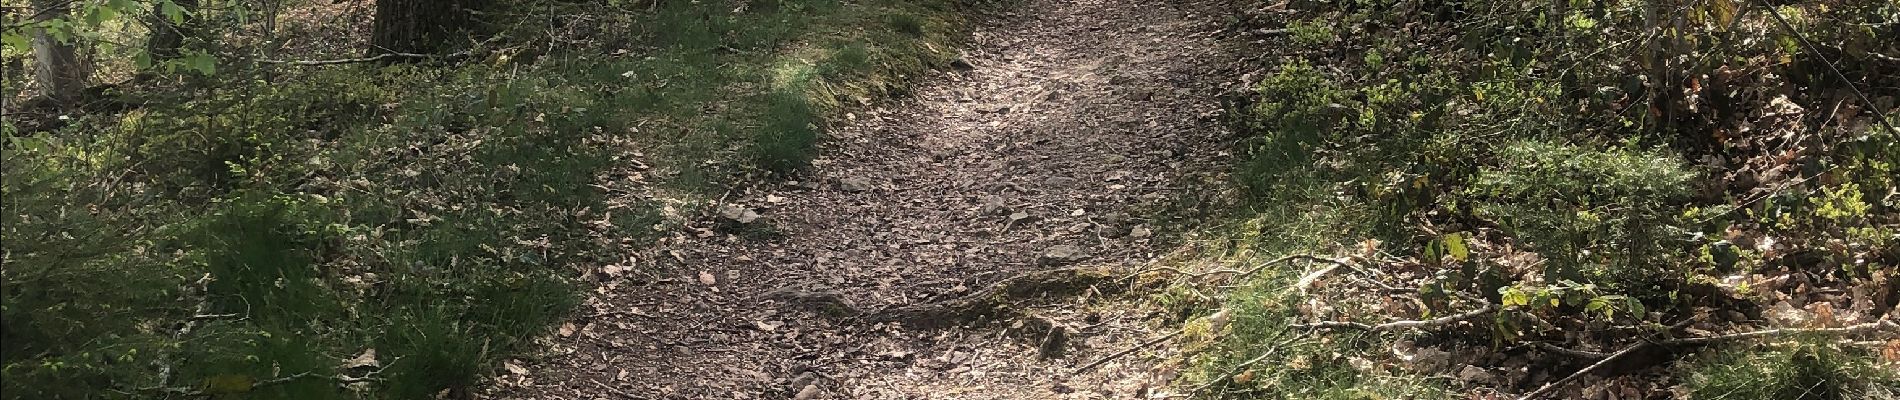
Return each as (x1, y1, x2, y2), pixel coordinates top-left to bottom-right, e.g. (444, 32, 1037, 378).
(1464, 141, 1698, 287)
(1193, 0, 1899, 396)
(3, 0, 973, 397)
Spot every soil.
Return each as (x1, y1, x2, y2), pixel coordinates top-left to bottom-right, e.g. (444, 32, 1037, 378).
(488, 0, 1247, 398)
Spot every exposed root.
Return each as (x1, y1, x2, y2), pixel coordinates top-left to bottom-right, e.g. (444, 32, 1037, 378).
(864, 267, 1120, 329)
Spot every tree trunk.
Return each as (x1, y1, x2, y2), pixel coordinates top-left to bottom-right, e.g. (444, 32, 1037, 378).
(146, 0, 199, 62)
(29, 0, 88, 106)
(369, 0, 485, 55)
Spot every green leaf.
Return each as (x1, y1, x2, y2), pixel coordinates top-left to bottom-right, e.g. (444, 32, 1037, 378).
(1, 32, 27, 53)
(1500, 287, 1530, 307)
(179, 50, 217, 75)
(1442, 232, 1469, 262)
(159, 0, 185, 24)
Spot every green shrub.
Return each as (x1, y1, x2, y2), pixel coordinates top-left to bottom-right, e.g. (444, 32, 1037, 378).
(1463, 140, 1698, 288)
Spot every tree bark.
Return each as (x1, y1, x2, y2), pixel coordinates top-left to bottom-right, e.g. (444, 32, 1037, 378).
(29, 0, 89, 106)
(145, 0, 199, 62)
(368, 0, 485, 55)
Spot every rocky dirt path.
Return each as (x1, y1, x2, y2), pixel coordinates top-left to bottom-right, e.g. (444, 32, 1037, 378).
(491, 0, 1243, 398)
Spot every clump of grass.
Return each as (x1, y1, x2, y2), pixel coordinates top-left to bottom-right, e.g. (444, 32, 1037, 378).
(1680, 340, 1900, 400)
(889, 13, 927, 36)
(1463, 140, 1698, 289)
(2, 0, 976, 397)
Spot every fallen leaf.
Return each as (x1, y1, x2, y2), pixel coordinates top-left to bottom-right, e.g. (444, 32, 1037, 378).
(558, 322, 578, 337)
(343, 348, 380, 369)
(504, 360, 529, 375)
(698, 271, 718, 286)
(755, 320, 783, 332)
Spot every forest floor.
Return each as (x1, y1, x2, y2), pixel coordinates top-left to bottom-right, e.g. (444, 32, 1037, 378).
(488, 0, 1246, 398)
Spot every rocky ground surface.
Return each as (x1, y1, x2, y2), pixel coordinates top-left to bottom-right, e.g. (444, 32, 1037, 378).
(488, 0, 1248, 398)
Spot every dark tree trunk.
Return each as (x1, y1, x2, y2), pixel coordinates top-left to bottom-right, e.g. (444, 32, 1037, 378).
(145, 0, 199, 62)
(29, 0, 88, 106)
(369, 0, 486, 55)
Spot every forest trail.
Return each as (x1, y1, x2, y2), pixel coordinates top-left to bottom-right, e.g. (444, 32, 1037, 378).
(493, 0, 1243, 398)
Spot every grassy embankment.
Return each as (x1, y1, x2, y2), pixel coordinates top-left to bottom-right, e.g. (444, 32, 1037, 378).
(1153, 1, 1899, 398)
(1, 0, 972, 397)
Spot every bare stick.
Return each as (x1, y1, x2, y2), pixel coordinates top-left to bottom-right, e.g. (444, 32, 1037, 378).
(257, 51, 470, 66)
(1519, 320, 1896, 399)
(591, 379, 643, 399)
(1123, 254, 1335, 282)
(1293, 303, 1498, 332)
(1659, 319, 1897, 346)
(1518, 341, 1651, 400)
(1535, 342, 1608, 359)
(1071, 330, 1183, 375)
(1757, 0, 1899, 136)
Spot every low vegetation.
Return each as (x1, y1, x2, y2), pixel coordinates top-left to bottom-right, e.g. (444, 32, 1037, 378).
(1162, 0, 1899, 398)
(2, 0, 970, 397)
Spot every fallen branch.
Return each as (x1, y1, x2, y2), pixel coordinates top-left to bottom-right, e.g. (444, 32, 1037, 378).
(1071, 330, 1183, 375)
(257, 51, 470, 66)
(1517, 341, 1651, 400)
(1534, 342, 1608, 359)
(865, 267, 1117, 329)
(1518, 320, 1898, 399)
(1292, 303, 1498, 332)
(1123, 254, 1335, 283)
(591, 379, 642, 399)
(1658, 319, 1898, 346)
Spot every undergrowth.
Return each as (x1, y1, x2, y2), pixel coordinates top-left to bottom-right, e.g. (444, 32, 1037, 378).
(1168, 0, 1900, 398)
(1, 0, 971, 398)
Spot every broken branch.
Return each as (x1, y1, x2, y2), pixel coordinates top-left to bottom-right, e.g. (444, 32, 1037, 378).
(1293, 303, 1498, 332)
(1071, 330, 1183, 375)
(1517, 341, 1652, 400)
(257, 51, 470, 66)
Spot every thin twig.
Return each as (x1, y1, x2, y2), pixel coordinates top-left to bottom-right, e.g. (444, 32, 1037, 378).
(1123, 254, 1332, 282)
(1190, 332, 1311, 394)
(1758, 0, 1900, 136)
(1534, 342, 1608, 359)
(1518, 319, 1897, 399)
(256, 51, 470, 66)
(1517, 341, 1651, 400)
(1293, 303, 1498, 332)
(590, 379, 642, 399)
(1071, 330, 1183, 375)
(1658, 319, 1897, 346)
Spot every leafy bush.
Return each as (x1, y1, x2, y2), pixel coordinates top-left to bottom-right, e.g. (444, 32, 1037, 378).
(1463, 141, 1698, 287)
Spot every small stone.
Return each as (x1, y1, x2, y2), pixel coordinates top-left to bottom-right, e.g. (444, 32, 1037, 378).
(719, 205, 761, 224)
(1458, 365, 1498, 385)
(792, 384, 821, 400)
(979, 196, 1009, 215)
(1129, 225, 1153, 238)
(950, 57, 976, 71)
(1009, 211, 1033, 222)
(838, 177, 873, 193)
(1039, 245, 1085, 265)
(789, 372, 817, 390)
